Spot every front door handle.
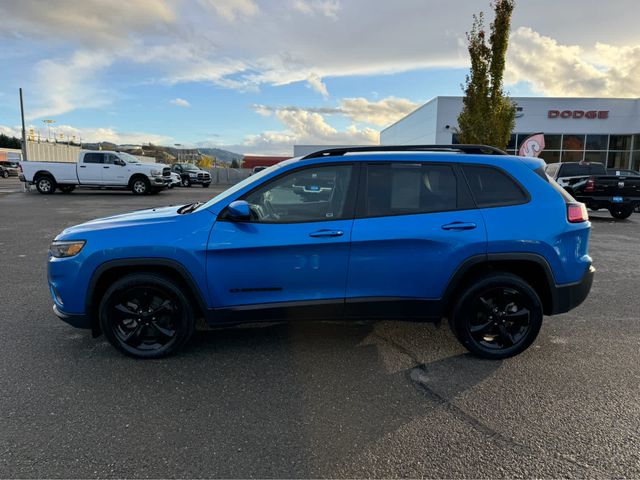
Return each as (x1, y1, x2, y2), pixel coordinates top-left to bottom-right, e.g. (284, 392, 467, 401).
(309, 229, 344, 238)
(441, 222, 477, 231)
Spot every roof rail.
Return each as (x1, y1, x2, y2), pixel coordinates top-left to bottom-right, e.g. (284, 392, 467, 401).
(302, 144, 508, 159)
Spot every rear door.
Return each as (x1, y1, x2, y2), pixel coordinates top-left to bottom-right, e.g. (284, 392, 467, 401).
(77, 152, 105, 184)
(346, 162, 487, 318)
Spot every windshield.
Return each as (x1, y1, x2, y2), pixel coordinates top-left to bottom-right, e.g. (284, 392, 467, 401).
(119, 152, 140, 164)
(180, 164, 199, 172)
(197, 159, 296, 211)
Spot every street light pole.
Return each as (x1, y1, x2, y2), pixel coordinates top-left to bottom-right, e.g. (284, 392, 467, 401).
(19, 88, 28, 161)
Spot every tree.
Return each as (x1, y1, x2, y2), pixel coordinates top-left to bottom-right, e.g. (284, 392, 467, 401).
(0, 133, 22, 149)
(457, 0, 516, 150)
(230, 159, 239, 169)
(198, 155, 214, 169)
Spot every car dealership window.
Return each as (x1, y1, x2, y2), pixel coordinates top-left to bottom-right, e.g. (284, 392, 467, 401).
(363, 163, 458, 217)
(244, 164, 353, 223)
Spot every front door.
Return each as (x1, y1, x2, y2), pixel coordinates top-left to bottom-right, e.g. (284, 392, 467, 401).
(346, 162, 487, 318)
(206, 163, 357, 319)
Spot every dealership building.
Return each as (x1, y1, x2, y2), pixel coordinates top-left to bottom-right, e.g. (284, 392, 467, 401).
(381, 96, 640, 170)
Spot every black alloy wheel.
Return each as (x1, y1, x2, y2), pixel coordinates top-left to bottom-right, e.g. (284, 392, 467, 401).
(450, 273, 543, 359)
(99, 274, 195, 358)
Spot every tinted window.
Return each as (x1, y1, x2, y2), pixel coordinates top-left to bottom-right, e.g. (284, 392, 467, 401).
(243, 164, 353, 223)
(363, 163, 459, 217)
(559, 163, 606, 177)
(462, 165, 527, 207)
(83, 153, 104, 164)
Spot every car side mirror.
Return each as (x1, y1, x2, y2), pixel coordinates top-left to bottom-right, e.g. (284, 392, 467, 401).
(226, 200, 251, 221)
(116, 159, 126, 166)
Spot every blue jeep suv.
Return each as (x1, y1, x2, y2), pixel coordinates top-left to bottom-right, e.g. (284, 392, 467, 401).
(48, 145, 594, 359)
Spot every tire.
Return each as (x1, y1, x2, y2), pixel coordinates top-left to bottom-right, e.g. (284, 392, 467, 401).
(202, 183, 210, 188)
(59, 185, 75, 193)
(589, 207, 600, 212)
(609, 205, 633, 219)
(35, 175, 57, 194)
(449, 273, 543, 360)
(99, 273, 195, 359)
(1, 170, 8, 178)
(131, 177, 150, 195)
(182, 177, 191, 187)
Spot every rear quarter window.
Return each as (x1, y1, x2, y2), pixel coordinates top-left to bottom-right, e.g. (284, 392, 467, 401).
(462, 165, 529, 208)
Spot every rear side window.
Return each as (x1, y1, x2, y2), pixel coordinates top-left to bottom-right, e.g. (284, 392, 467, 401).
(83, 153, 104, 164)
(559, 163, 606, 177)
(462, 165, 528, 208)
(362, 163, 465, 217)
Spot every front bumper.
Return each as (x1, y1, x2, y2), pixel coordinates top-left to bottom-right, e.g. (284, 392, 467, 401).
(550, 265, 595, 315)
(53, 304, 91, 329)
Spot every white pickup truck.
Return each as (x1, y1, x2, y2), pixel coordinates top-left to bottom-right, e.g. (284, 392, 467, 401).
(20, 150, 171, 195)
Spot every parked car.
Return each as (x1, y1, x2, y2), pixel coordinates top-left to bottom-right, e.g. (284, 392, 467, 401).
(168, 172, 182, 189)
(171, 163, 211, 187)
(48, 145, 593, 360)
(20, 151, 171, 195)
(251, 166, 267, 175)
(545, 162, 640, 219)
(0, 161, 20, 177)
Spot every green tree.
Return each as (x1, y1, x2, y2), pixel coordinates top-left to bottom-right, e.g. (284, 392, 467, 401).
(457, 0, 516, 150)
(0, 134, 21, 149)
(230, 159, 239, 169)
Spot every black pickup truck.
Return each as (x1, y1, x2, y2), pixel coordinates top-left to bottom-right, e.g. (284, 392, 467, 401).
(545, 162, 640, 219)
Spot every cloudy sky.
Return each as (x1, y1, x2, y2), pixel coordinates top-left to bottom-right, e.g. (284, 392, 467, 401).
(0, 0, 638, 154)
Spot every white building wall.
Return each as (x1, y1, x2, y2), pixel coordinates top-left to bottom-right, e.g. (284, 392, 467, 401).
(380, 98, 439, 145)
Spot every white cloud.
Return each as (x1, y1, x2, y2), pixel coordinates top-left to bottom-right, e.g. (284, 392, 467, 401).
(199, 0, 259, 22)
(292, 0, 340, 18)
(170, 98, 191, 107)
(28, 50, 114, 119)
(252, 96, 419, 127)
(0, 124, 172, 146)
(506, 27, 640, 97)
(306, 73, 329, 98)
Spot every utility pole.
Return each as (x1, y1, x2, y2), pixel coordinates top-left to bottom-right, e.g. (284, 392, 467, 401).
(19, 88, 28, 161)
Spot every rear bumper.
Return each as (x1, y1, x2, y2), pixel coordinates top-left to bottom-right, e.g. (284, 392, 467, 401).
(53, 304, 91, 329)
(550, 265, 595, 315)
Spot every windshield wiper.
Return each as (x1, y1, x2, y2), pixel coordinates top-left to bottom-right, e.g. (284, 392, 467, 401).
(178, 202, 202, 214)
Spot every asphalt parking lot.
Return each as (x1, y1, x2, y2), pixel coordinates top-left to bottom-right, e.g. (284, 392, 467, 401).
(1, 185, 639, 478)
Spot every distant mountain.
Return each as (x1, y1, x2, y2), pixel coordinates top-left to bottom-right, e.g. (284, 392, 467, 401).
(196, 148, 243, 164)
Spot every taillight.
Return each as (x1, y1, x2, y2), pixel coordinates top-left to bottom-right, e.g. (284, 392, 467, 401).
(567, 203, 589, 223)
(584, 177, 595, 192)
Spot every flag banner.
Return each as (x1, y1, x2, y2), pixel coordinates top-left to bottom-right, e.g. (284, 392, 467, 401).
(518, 133, 545, 157)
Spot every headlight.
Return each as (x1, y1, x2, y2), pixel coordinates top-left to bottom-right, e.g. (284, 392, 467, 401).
(50, 240, 86, 258)
(150, 169, 162, 176)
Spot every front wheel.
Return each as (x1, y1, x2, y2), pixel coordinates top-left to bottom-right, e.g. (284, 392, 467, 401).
(99, 274, 195, 359)
(202, 183, 210, 188)
(131, 177, 150, 195)
(450, 273, 543, 359)
(1, 170, 8, 178)
(609, 205, 633, 219)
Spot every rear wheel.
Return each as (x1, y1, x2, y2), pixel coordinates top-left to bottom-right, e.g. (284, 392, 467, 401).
(35, 175, 56, 194)
(182, 177, 191, 187)
(450, 273, 543, 359)
(131, 177, 150, 195)
(609, 205, 633, 219)
(99, 274, 195, 359)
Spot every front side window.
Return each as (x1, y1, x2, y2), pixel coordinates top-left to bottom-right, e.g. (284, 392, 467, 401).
(363, 163, 459, 217)
(462, 165, 528, 207)
(243, 164, 353, 223)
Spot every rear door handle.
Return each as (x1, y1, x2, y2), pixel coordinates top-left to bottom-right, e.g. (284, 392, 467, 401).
(103, 166, 110, 169)
(309, 229, 344, 238)
(441, 222, 477, 231)
(79, 165, 86, 168)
